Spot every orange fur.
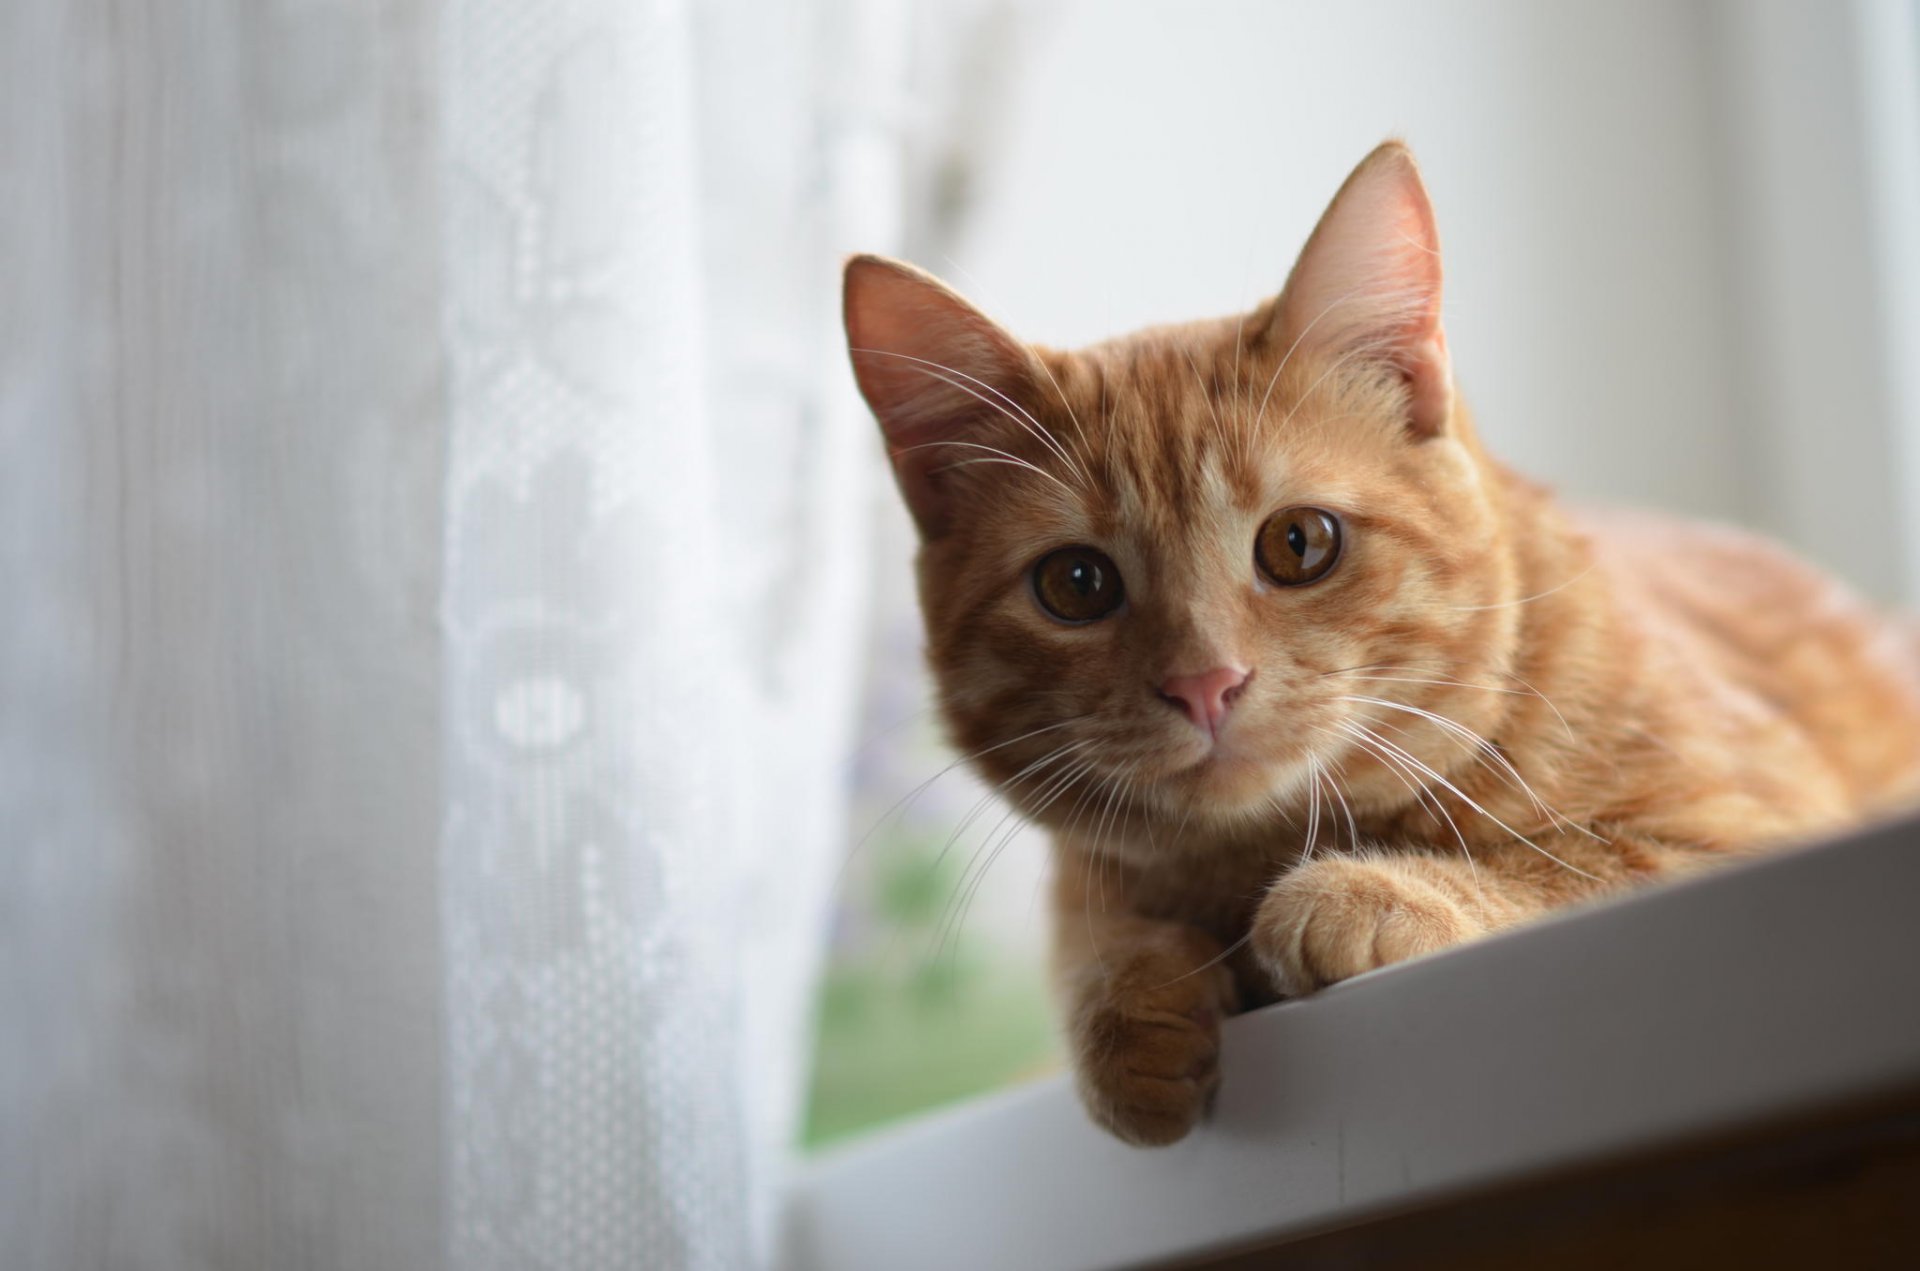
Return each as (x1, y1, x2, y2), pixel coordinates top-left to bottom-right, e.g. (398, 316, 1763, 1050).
(844, 142, 1920, 1146)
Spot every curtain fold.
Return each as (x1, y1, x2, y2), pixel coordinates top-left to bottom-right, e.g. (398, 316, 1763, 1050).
(2, 3, 448, 1266)
(1, 1, 899, 1267)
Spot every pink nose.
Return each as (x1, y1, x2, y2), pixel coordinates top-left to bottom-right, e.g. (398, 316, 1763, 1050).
(1157, 666, 1250, 738)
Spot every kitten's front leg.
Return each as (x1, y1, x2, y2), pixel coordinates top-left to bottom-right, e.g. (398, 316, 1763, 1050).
(1250, 841, 1615, 997)
(1051, 846, 1240, 1147)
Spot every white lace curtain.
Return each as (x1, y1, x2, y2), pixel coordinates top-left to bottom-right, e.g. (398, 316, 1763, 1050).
(0, 1, 901, 1267)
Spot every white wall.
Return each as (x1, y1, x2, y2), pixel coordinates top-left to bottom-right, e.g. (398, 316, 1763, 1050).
(921, 0, 1920, 602)
(1711, 0, 1920, 603)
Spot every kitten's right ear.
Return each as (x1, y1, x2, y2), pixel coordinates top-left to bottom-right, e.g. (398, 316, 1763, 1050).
(1265, 141, 1453, 438)
(844, 254, 1040, 539)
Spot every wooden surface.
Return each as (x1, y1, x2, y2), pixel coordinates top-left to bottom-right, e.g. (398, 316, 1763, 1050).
(1176, 1086, 1920, 1269)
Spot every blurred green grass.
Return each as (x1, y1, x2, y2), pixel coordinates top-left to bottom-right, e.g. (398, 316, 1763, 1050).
(801, 829, 1060, 1150)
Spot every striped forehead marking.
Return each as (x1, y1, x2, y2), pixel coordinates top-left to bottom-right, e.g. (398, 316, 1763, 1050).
(1092, 367, 1282, 548)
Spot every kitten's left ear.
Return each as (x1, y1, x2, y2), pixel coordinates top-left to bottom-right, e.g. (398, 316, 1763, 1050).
(1268, 141, 1452, 438)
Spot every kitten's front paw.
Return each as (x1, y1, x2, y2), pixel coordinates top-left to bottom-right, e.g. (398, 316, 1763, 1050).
(1068, 936, 1238, 1147)
(1253, 856, 1482, 997)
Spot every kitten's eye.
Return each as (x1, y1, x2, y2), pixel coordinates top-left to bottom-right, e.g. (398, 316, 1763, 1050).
(1032, 547, 1125, 623)
(1255, 507, 1342, 586)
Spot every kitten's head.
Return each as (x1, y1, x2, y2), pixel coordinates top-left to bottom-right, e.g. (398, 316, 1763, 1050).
(846, 143, 1520, 837)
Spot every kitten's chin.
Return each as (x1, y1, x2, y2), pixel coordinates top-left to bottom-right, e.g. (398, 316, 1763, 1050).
(1163, 748, 1298, 819)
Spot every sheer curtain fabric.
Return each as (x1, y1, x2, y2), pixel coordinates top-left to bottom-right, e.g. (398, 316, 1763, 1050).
(0, 1, 899, 1267)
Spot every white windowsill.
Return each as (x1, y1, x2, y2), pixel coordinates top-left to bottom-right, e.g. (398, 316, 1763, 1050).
(782, 812, 1920, 1271)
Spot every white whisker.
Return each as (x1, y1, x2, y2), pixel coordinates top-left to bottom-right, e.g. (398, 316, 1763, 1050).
(851, 347, 1091, 488)
(847, 716, 1088, 868)
(1337, 719, 1600, 883)
(1331, 720, 1481, 893)
(897, 439, 1078, 498)
(934, 746, 1095, 967)
(1279, 340, 1383, 430)
(1300, 756, 1324, 865)
(1330, 662, 1578, 745)
(1337, 693, 1603, 843)
(1253, 284, 1369, 429)
(1325, 765, 1361, 850)
(930, 738, 1092, 876)
(931, 255, 1099, 470)
(1087, 761, 1136, 915)
(1449, 564, 1595, 612)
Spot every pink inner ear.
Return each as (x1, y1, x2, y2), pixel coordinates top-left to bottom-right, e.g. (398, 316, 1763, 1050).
(1275, 145, 1453, 437)
(843, 256, 1037, 537)
(869, 399, 959, 537)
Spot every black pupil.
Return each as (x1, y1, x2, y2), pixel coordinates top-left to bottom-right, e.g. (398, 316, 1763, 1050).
(1069, 559, 1099, 594)
(1286, 522, 1307, 558)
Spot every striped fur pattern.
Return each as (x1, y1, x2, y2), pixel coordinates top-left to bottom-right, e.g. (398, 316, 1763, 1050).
(844, 142, 1920, 1146)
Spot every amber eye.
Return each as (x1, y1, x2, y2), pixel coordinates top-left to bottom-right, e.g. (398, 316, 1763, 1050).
(1255, 507, 1343, 586)
(1032, 547, 1125, 623)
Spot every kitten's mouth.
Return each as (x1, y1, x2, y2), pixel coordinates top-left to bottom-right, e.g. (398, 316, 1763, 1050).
(1164, 738, 1284, 809)
(1152, 715, 1334, 818)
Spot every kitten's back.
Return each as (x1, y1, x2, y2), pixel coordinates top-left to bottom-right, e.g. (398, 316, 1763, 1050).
(1576, 506, 1920, 813)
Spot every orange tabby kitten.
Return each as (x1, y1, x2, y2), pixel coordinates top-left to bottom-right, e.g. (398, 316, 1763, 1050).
(843, 142, 1920, 1146)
